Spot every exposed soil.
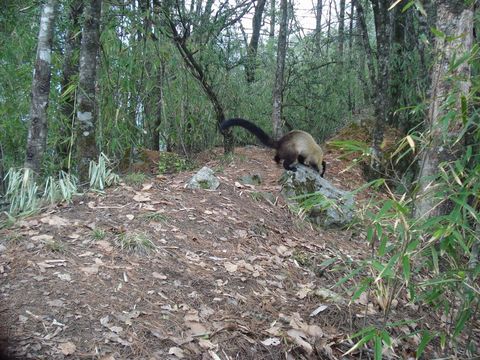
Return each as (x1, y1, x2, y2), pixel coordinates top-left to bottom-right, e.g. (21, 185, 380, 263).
(0, 145, 469, 359)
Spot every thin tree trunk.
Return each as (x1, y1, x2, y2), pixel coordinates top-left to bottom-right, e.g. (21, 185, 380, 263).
(414, 1, 474, 219)
(389, 5, 407, 130)
(58, 0, 83, 171)
(0, 143, 4, 195)
(338, 0, 346, 60)
(152, 61, 166, 151)
(24, 0, 56, 175)
(272, 0, 288, 139)
(353, 0, 376, 92)
(347, 0, 355, 111)
(164, 10, 233, 153)
(325, 0, 332, 55)
(76, 0, 102, 183)
(139, 0, 157, 150)
(315, 0, 323, 47)
(269, 0, 275, 39)
(246, 0, 267, 83)
(369, 0, 391, 175)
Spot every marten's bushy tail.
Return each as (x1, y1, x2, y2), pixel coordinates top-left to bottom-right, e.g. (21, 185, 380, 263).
(220, 118, 277, 149)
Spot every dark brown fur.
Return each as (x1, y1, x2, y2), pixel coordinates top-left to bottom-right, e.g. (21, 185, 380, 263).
(220, 118, 326, 176)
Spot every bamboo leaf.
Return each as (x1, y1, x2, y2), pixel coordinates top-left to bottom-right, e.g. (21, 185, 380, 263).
(416, 331, 433, 359)
(374, 333, 382, 360)
(344, 332, 375, 356)
(402, 255, 411, 285)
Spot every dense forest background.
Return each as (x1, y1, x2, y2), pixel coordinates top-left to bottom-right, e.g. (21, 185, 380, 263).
(1, 0, 480, 357)
(0, 0, 443, 179)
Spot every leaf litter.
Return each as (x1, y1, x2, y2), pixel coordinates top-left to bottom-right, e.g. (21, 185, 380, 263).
(0, 147, 452, 359)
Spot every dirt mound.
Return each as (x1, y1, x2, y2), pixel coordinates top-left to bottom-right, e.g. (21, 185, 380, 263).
(0, 147, 419, 359)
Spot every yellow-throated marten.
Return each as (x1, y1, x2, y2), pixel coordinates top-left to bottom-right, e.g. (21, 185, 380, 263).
(220, 118, 326, 177)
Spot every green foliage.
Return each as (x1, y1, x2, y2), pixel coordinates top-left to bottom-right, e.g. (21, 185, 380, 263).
(3, 168, 79, 219)
(4, 168, 39, 216)
(157, 152, 196, 174)
(89, 153, 120, 191)
(339, 45, 480, 357)
(43, 171, 78, 204)
(0, 5, 37, 170)
(141, 212, 169, 223)
(123, 172, 147, 186)
(116, 231, 156, 255)
(45, 238, 65, 253)
(92, 228, 106, 240)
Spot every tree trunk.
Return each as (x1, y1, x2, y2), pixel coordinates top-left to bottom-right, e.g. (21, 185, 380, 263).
(269, 0, 275, 39)
(58, 0, 83, 171)
(338, 0, 346, 60)
(246, 0, 267, 83)
(369, 0, 391, 175)
(0, 143, 4, 195)
(24, 0, 56, 175)
(414, 1, 474, 219)
(353, 0, 376, 95)
(152, 61, 166, 151)
(325, 0, 332, 55)
(139, 0, 157, 150)
(314, 0, 323, 47)
(164, 9, 234, 153)
(347, 0, 355, 111)
(389, 5, 409, 130)
(76, 0, 102, 183)
(272, 0, 288, 140)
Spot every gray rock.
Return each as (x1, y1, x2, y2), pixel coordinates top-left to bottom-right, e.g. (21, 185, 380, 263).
(185, 166, 220, 190)
(280, 165, 354, 227)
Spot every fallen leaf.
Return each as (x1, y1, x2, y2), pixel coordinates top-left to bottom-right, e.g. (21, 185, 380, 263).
(184, 310, 200, 322)
(152, 272, 167, 280)
(133, 193, 151, 202)
(261, 337, 281, 346)
(234, 229, 248, 238)
(116, 310, 140, 325)
(185, 321, 207, 336)
(96, 240, 113, 252)
(354, 292, 369, 306)
(287, 329, 313, 354)
(265, 325, 282, 336)
(208, 350, 222, 360)
(142, 183, 153, 191)
(276, 245, 292, 257)
(58, 341, 76, 355)
(99, 354, 116, 360)
(224, 262, 238, 273)
(40, 215, 69, 226)
(168, 346, 185, 358)
(48, 299, 64, 307)
(80, 264, 99, 275)
(104, 332, 132, 346)
(314, 288, 345, 304)
(296, 286, 313, 299)
(309, 304, 328, 317)
(31, 234, 54, 242)
(198, 338, 215, 350)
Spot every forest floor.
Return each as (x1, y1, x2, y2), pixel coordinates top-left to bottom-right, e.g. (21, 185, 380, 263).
(0, 143, 447, 359)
